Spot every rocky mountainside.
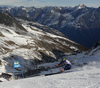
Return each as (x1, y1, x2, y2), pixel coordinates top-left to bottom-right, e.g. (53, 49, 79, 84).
(85, 40, 100, 55)
(0, 12, 87, 74)
(1, 4, 100, 47)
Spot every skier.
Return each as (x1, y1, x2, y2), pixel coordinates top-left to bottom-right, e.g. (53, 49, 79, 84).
(56, 58, 71, 72)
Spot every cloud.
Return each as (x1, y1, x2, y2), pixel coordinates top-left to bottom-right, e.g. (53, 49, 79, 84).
(0, 0, 21, 5)
(37, 0, 47, 2)
(22, 0, 33, 2)
(0, 0, 99, 7)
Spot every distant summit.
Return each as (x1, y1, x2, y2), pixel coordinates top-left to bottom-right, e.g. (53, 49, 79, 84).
(77, 4, 87, 9)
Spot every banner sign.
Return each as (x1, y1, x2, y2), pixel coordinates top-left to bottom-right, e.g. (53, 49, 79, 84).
(14, 61, 21, 68)
(12, 56, 24, 78)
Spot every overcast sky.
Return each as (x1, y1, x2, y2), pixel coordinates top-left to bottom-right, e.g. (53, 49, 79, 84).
(0, 0, 100, 8)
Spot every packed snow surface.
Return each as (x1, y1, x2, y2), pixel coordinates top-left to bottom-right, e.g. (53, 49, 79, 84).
(0, 49, 100, 88)
(0, 68, 100, 88)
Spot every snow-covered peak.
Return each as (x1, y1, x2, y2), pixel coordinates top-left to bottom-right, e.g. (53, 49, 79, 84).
(22, 7, 26, 11)
(77, 4, 87, 9)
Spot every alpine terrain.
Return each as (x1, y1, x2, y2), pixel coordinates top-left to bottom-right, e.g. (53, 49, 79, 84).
(0, 5, 100, 88)
(0, 4, 100, 47)
(0, 33, 100, 88)
(0, 12, 87, 78)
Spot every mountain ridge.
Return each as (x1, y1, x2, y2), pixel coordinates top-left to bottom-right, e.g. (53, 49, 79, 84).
(0, 4, 99, 47)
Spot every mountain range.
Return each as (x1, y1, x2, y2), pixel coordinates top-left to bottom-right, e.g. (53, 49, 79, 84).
(0, 4, 100, 47)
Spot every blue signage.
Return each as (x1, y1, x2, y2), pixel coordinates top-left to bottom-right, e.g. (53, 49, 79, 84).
(12, 56, 24, 78)
(14, 61, 21, 68)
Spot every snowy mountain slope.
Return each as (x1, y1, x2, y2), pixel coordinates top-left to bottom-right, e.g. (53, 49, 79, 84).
(1, 68, 100, 88)
(39, 40, 100, 75)
(0, 12, 88, 76)
(1, 4, 100, 47)
(0, 41, 100, 88)
(16, 18, 67, 37)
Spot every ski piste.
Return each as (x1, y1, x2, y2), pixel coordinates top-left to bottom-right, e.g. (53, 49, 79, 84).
(45, 71, 62, 76)
(44, 70, 73, 76)
(44, 58, 77, 76)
